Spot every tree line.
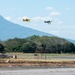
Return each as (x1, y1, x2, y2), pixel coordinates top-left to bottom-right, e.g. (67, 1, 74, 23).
(0, 35, 75, 53)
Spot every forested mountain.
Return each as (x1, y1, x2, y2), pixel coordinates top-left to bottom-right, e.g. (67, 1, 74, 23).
(1, 35, 75, 53)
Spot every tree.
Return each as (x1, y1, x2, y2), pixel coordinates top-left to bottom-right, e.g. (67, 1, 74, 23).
(5, 38, 28, 52)
(0, 44, 4, 53)
(3, 35, 75, 53)
(21, 41, 36, 53)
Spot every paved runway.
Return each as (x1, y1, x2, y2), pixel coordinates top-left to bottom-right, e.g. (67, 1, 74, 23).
(0, 67, 75, 75)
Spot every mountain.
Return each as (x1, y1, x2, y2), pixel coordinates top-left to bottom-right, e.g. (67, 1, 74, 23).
(0, 15, 54, 40)
(66, 39, 75, 44)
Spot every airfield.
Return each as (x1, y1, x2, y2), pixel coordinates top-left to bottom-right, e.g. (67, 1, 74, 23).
(0, 53, 75, 67)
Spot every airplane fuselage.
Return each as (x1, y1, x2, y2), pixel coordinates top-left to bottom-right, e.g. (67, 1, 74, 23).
(44, 21, 51, 24)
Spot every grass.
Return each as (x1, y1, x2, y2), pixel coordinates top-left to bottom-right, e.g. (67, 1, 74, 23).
(0, 58, 75, 63)
(6, 53, 75, 60)
(0, 53, 75, 67)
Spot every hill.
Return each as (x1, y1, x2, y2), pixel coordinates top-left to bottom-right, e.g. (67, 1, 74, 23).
(0, 15, 54, 40)
(4, 36, 75, 53)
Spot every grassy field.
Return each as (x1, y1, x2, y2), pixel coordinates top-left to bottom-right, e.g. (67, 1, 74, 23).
(6, 53, 75, 60)
(0, 53, 75, 67)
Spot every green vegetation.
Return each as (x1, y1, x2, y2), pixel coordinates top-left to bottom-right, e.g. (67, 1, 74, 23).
(0, 35, 75, 53)
(0, 43, 4, 53)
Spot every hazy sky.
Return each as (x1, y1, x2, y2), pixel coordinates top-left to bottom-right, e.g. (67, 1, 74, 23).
(0, 0, 75, 40)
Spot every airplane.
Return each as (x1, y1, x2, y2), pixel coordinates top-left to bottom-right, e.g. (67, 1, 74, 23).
(22, 18, 31, 22)
(44, 20, 52, 24)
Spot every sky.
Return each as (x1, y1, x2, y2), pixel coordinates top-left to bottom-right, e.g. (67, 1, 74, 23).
(0, 0, 75, 40)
